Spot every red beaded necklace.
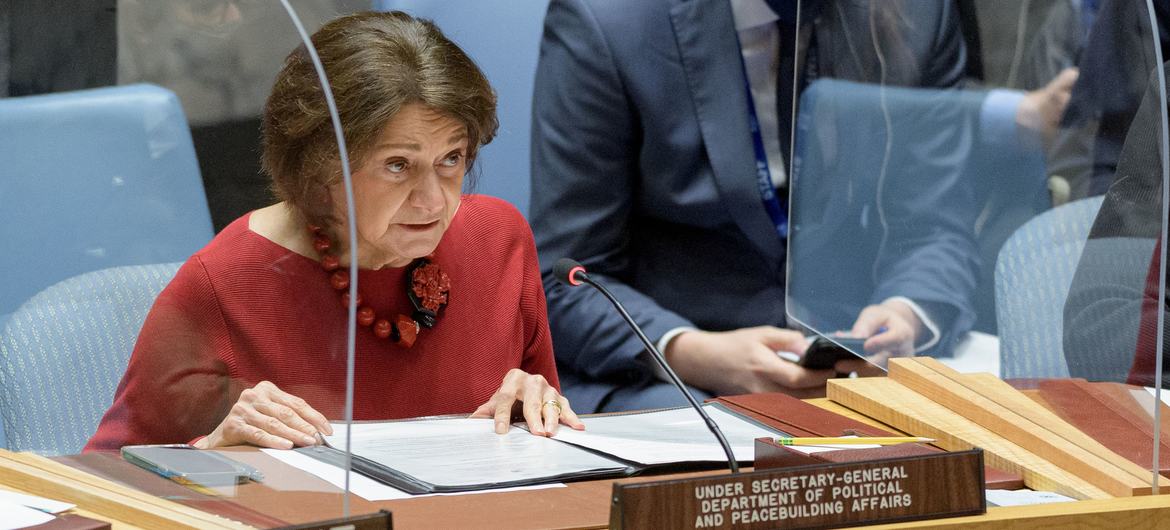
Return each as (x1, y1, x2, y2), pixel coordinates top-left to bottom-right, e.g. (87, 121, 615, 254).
(308, 224, 450, 348)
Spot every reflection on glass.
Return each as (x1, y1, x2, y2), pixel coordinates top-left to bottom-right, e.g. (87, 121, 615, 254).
(1060, 0, 1169, 390)
(117, 0, 361, 126)
(0, 0, 383, 520)
(789, 0, 1167, 492)
(1064, 63, 1166, 385)
(789, 78, 982, 369)
(16, 3, 352, 518)
(788, 1, 987, 371)
(116, 0, 368, 231)
(787, 0, 1165, 385)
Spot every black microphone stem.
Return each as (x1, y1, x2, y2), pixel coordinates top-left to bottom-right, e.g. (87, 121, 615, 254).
(579, 275, 740, 474)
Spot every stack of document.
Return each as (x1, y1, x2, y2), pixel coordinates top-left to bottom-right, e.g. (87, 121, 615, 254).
(297, 404, 784, 494)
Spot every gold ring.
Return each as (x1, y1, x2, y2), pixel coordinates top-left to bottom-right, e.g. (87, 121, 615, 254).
(542, 399, 562, 414)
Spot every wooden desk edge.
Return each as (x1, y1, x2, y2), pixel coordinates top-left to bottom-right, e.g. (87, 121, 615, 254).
(869, 494, 1170, 529)
(13, 397, 1170, 530)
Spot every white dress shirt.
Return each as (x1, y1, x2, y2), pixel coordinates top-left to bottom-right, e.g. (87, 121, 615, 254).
(731, 0, 787, 188)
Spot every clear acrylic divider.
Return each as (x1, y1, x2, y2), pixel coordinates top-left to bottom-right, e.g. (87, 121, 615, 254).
(0, 0, 371, 522)
(275, 0, 364, 519)
(787, 0, 1167, 493)
(289, 2, 506, 519)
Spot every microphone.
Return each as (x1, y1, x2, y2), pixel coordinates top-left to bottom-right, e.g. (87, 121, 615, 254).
(553, 258, 740, 473)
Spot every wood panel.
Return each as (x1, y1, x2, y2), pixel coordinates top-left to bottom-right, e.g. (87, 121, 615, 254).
(961, 371, 1167, 488)
(805, 398, 908, 434)
(0, 483, 141, 530)
(0, 450, 252, 530)
(866, 494, 1170, 529)
(826, 377, 1109, 500)
(887, 359, 1151, 497)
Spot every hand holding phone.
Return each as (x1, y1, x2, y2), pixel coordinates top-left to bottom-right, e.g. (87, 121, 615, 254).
(798, 335, 867, 371)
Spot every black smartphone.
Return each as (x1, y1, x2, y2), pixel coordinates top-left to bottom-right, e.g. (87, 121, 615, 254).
(799, 336, 867, 370)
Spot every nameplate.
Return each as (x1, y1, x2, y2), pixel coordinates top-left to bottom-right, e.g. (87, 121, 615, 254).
(609, 449, 984, 529)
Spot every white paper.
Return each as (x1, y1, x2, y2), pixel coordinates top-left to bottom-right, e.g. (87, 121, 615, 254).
(985, 489, 1075, 507)
(262, 449, 410, 501)
(0, 490, 74, 514)
(550, 404, 782, 465)
(0, 499, 55, 530)
(322, 417, 627, 489)
(260, 449, 564, 501)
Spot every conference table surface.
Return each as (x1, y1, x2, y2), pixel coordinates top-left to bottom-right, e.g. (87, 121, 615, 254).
(48, 398, 1170, 529)
(52, 448, 1170, 530)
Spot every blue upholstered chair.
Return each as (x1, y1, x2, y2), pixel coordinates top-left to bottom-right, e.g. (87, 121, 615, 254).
(0, 83, 212, 450)
(0, 84, 213, 323)
(0, 263, 181, 455)
(373, 0, 550, 216)
(995, 196, 1105, 379)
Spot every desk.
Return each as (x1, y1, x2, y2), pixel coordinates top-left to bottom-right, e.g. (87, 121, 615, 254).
(1, 397, 1166, 529)
(46, 450, 1170, 529)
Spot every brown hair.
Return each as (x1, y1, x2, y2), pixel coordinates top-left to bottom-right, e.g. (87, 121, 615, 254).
(262, 11, 498, 225)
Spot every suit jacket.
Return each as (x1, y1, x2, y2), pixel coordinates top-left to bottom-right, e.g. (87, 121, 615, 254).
(531, 0, 974, 412)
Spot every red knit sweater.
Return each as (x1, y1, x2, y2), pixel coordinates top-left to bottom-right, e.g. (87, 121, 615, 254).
(85, 196, 558, 451)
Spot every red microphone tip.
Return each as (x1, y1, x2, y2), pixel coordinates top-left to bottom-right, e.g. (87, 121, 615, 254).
(567, 266, 586, 286)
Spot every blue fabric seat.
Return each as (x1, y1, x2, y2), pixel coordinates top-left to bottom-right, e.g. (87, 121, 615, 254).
(0, 84, 213, 322)
(0, 83, 212, 450)
(0, 263, 181, 455)
(995, 196, 1105, 379)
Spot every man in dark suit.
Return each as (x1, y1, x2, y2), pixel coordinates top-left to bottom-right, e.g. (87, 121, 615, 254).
(530, 0, 979, 413)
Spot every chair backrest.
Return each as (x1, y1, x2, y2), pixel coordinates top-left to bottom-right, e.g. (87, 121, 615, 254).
(373, 0, 550, 216)
(790, 78, 1048, 341)
(995, 195, 1105, 379)
(0, 262, 181, 455)
(0, 84, 213, 322)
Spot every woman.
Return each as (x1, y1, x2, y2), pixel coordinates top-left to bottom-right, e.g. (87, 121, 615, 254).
(85, 11, 582, 451)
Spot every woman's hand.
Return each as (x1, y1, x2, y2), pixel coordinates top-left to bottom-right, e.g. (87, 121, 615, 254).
(194, 381, 332, 449)
(471, 369, 585, 436)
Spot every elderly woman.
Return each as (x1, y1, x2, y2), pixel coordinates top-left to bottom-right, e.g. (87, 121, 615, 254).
(85, 11, 581, 451)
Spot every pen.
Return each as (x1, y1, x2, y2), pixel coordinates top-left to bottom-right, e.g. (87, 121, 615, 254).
(775, 436, 934, 446)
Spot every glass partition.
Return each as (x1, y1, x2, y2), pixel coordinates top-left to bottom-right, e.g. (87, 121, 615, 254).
(3, 1, 545, 523)
(790, 0, 1165, 379)
(266, 1, 555, 517)
(0, 0, 370, 522)
(788, 0, 1166, 490)
(787, 0, 1165, 378)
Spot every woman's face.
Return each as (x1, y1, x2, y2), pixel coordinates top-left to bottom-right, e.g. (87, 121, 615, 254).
(330, 103, 468, 268)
